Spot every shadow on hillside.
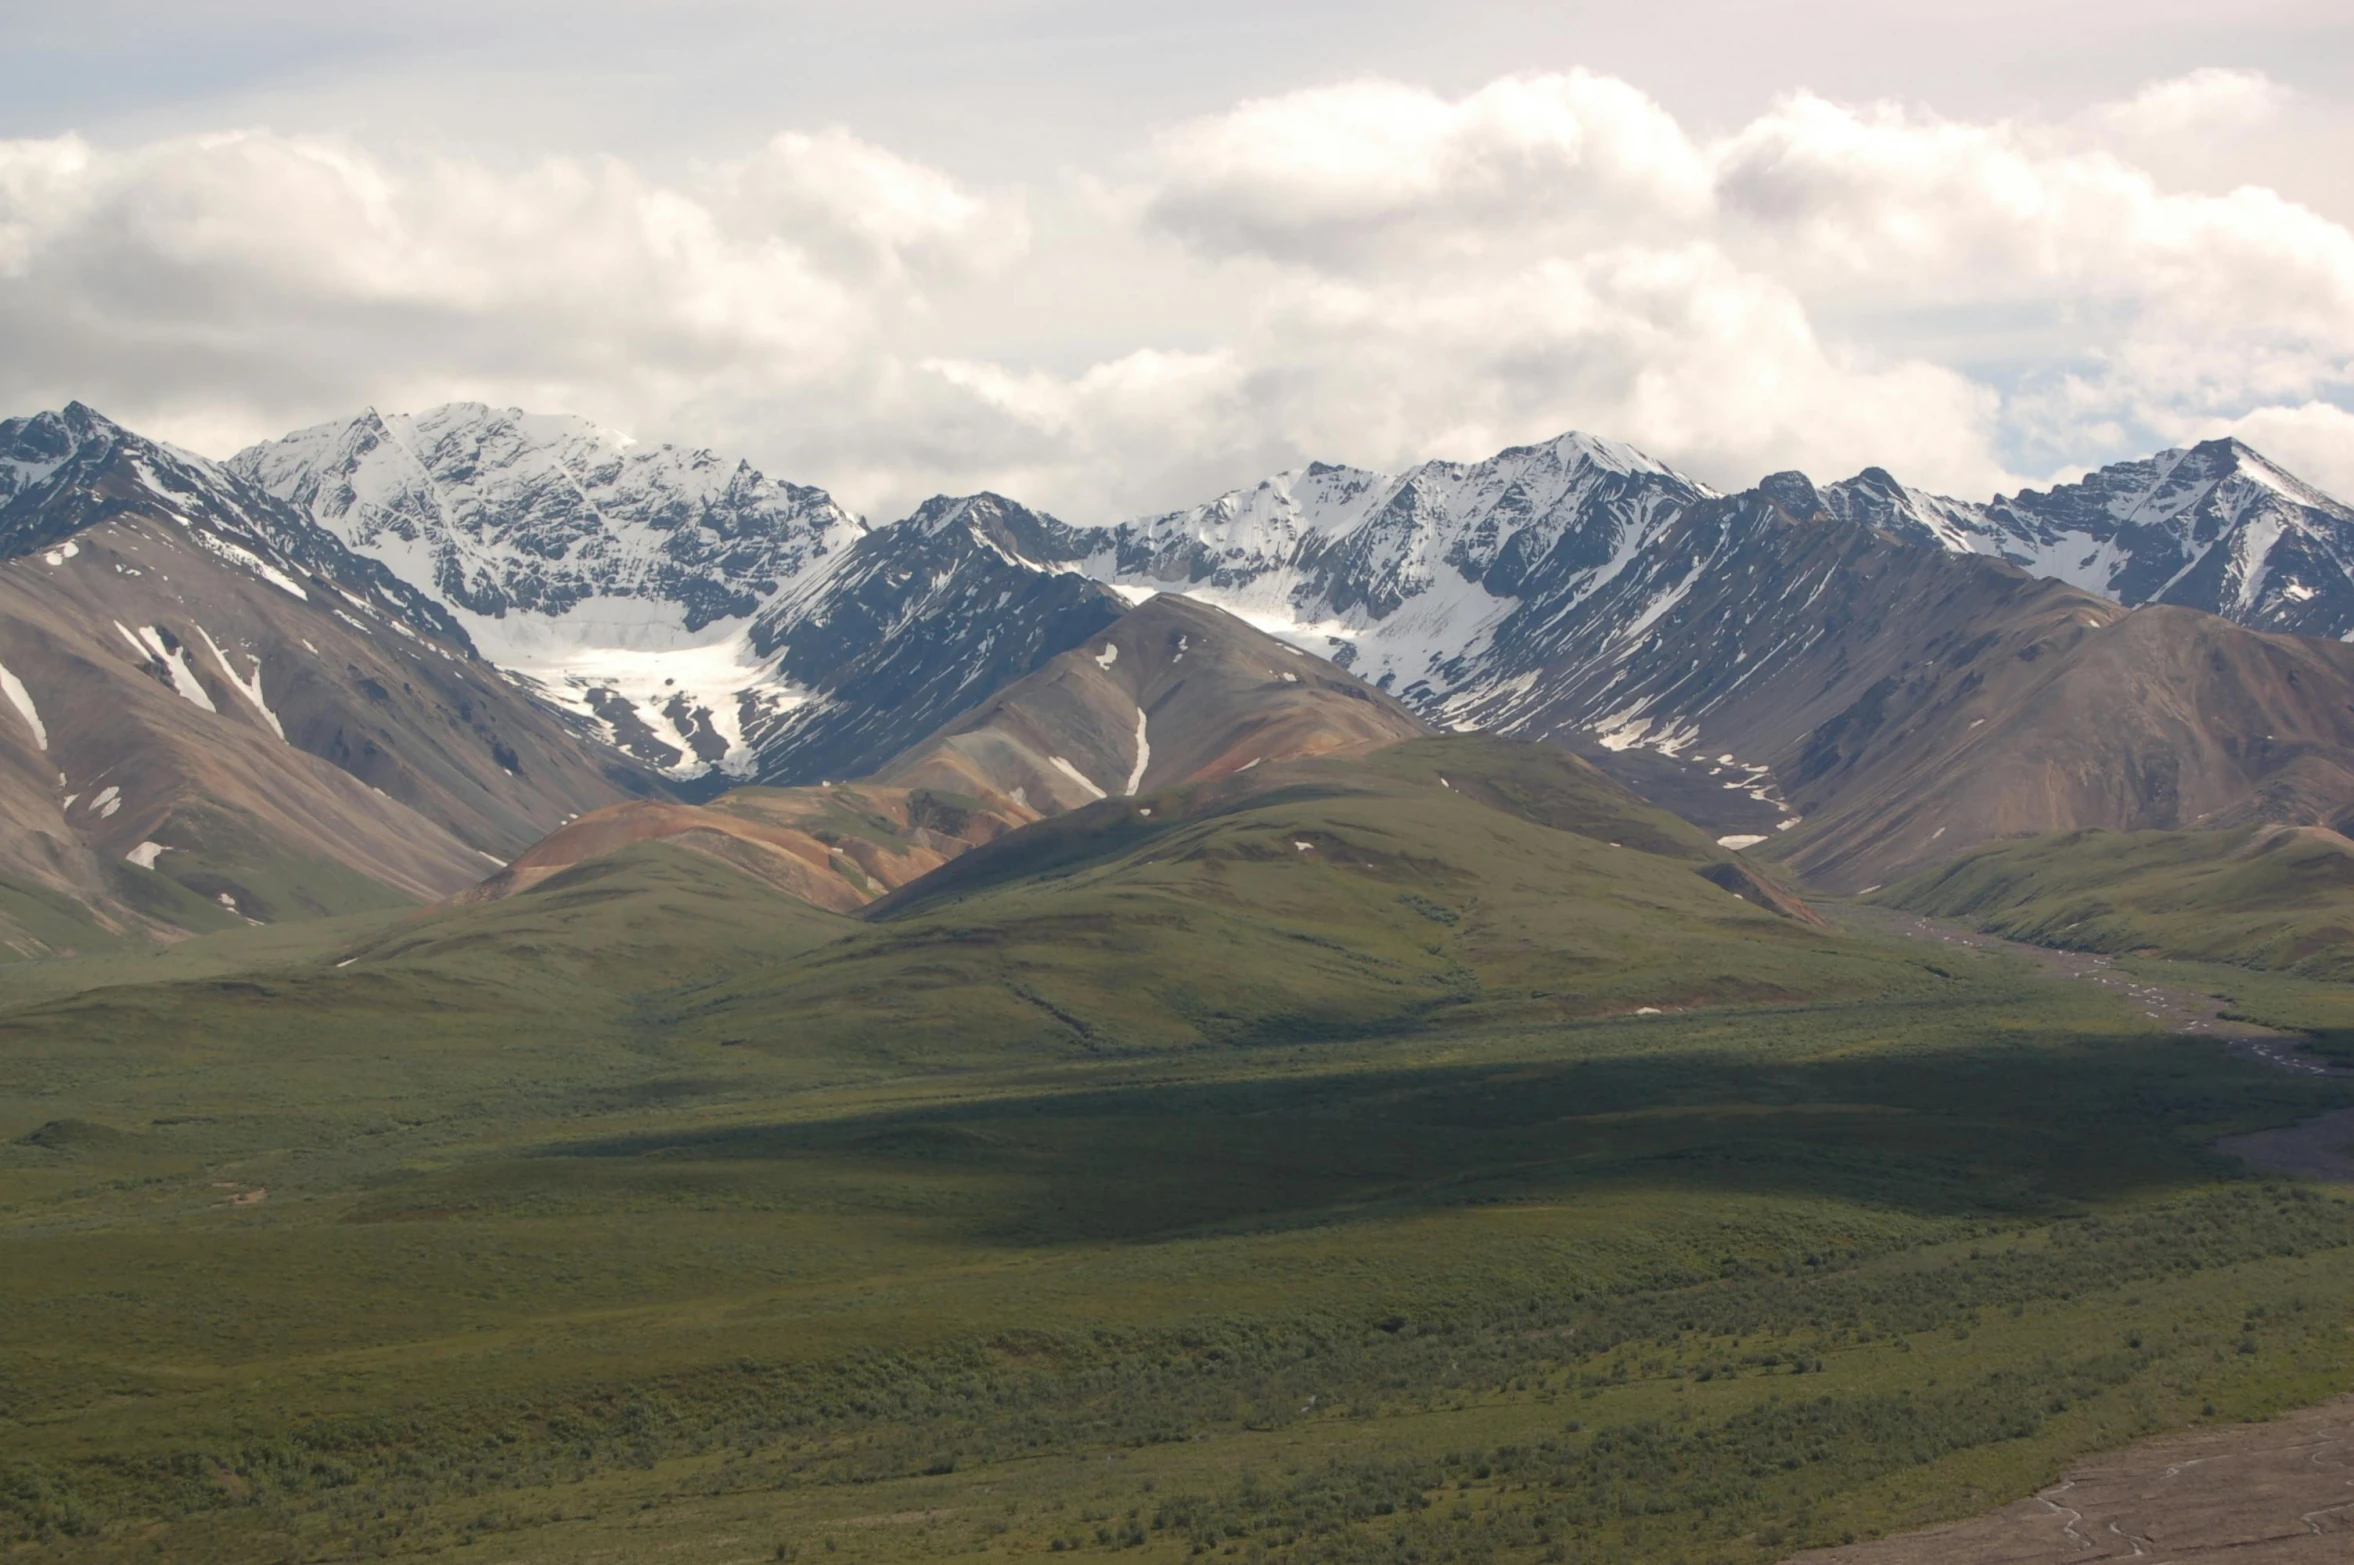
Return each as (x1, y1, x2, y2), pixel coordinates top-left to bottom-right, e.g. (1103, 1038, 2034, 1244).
(535, 1030, 2354, 1247)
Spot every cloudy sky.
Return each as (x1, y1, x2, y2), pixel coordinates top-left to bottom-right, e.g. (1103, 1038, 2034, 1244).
(4, 0, 2352, 520)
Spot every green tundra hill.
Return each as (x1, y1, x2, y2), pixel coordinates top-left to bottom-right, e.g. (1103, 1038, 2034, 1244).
(1878, 822, 2354, 980)
(662, 737, 1865, 1070)
(2, 738, 2351, 1563)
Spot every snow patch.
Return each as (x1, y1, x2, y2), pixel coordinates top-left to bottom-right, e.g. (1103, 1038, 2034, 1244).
(0, 663, 46, 749)
(190, 624, 285, 740)
(1049, 756, 1107, 800)
(461, 608, 799, 780)
(1716, 835, 1769, 850)
(1093, 643, 1119, 669)
(1592, 705, 1653, 752)
(41, 540, 78, 566)
(1125, 709, 1151, 795)
(130, 626, 218, 712)
(191, 532, 308, 599)
(125, 841, 169, 868)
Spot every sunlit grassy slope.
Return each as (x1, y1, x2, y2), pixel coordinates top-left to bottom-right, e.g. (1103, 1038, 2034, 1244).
(3, 738, 2352, 1563)
(663, 737, 1884, 1068)
(1880, 823, 2354, 979)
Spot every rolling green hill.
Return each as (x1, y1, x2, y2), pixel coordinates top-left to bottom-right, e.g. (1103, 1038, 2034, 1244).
(1877, 823, 2354, 980)
(654, 737, 1867, 1069)
(2, 738, 2351, 1563)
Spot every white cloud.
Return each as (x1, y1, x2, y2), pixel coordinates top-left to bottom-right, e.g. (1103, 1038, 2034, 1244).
(2194, 402, 2354, 503)
(699, 128, 1030, 283)
(0, 127, 1025, 498)
(1101, 69, 2354, 502)
(1141, 72, 1710, 269)
(0, 65, 2349, 523)
(2094, 66, 2291, 141)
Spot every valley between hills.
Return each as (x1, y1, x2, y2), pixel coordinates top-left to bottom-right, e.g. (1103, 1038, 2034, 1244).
(6, 402, 2354, 1562)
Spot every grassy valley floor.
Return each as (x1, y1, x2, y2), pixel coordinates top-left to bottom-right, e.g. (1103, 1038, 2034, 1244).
(4, 746, 2354, 1562)
(3, 942, 2352, 1559)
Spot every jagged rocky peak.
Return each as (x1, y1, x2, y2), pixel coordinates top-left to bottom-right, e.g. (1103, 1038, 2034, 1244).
(1752, 471, 1824, 517)
(1095, 428, 1706, 570)
(1, 400, 115, 480)
(0, 401, 475, 648)
(3, 400, 250, 548)
(231, 402, 866, 630)
(1818, 438, 2354, 637)
(2005, 436, 2346, 530)
(895, 491, 1092, 565)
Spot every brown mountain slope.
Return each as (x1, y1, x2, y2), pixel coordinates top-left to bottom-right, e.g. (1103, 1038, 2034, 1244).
(1777, 605, 2354, 891)
(0, 509, 664, 948)
(462, 594, 1430, 911)
(456, 786, 1015, 913)
(880, 592, 1429, 811)
(1425, 473, 2354, 892)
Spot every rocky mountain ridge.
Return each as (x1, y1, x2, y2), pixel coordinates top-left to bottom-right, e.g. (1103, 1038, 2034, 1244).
(0, 405, 670, 949)
(1822, 438, 2354, 640)
(15, 394, 2354, 946)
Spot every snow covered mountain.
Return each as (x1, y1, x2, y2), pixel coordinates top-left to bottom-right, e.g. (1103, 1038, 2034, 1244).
(0, 404, 669, 948)
(228, 405, 2354, 837)
(231, 404, 869, 784)
(1821, 439, 2354, 639)
(5, 403, 471, 646)
(18, 393, 2354, 935)
(1064, 432, 1712, 697)
(231, 408, 1128, 789)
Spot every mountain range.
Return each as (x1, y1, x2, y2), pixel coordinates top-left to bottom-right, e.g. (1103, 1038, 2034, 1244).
(8, 395, 2354, 947)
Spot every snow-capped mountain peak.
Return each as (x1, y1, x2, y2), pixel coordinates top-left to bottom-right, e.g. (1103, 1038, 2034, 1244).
(232, 402, 873, 782)
(1, 401, 470, 646)
(234, 402, 865, 634)
(1064, 428, 1714, 690)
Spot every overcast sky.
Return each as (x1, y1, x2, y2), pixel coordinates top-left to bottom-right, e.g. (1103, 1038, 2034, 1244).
(3, 0, 2351, 520)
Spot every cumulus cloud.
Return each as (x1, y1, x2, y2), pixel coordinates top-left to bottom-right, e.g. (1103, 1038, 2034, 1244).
(0, 66, 2349, 522)
(2095, 66, 2292, 141)
(1116, 72, 2354, 498)
(699, 128, 1030, 283)
(1141, 72, 1710, 269)
(0, 126, 1025, 479)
